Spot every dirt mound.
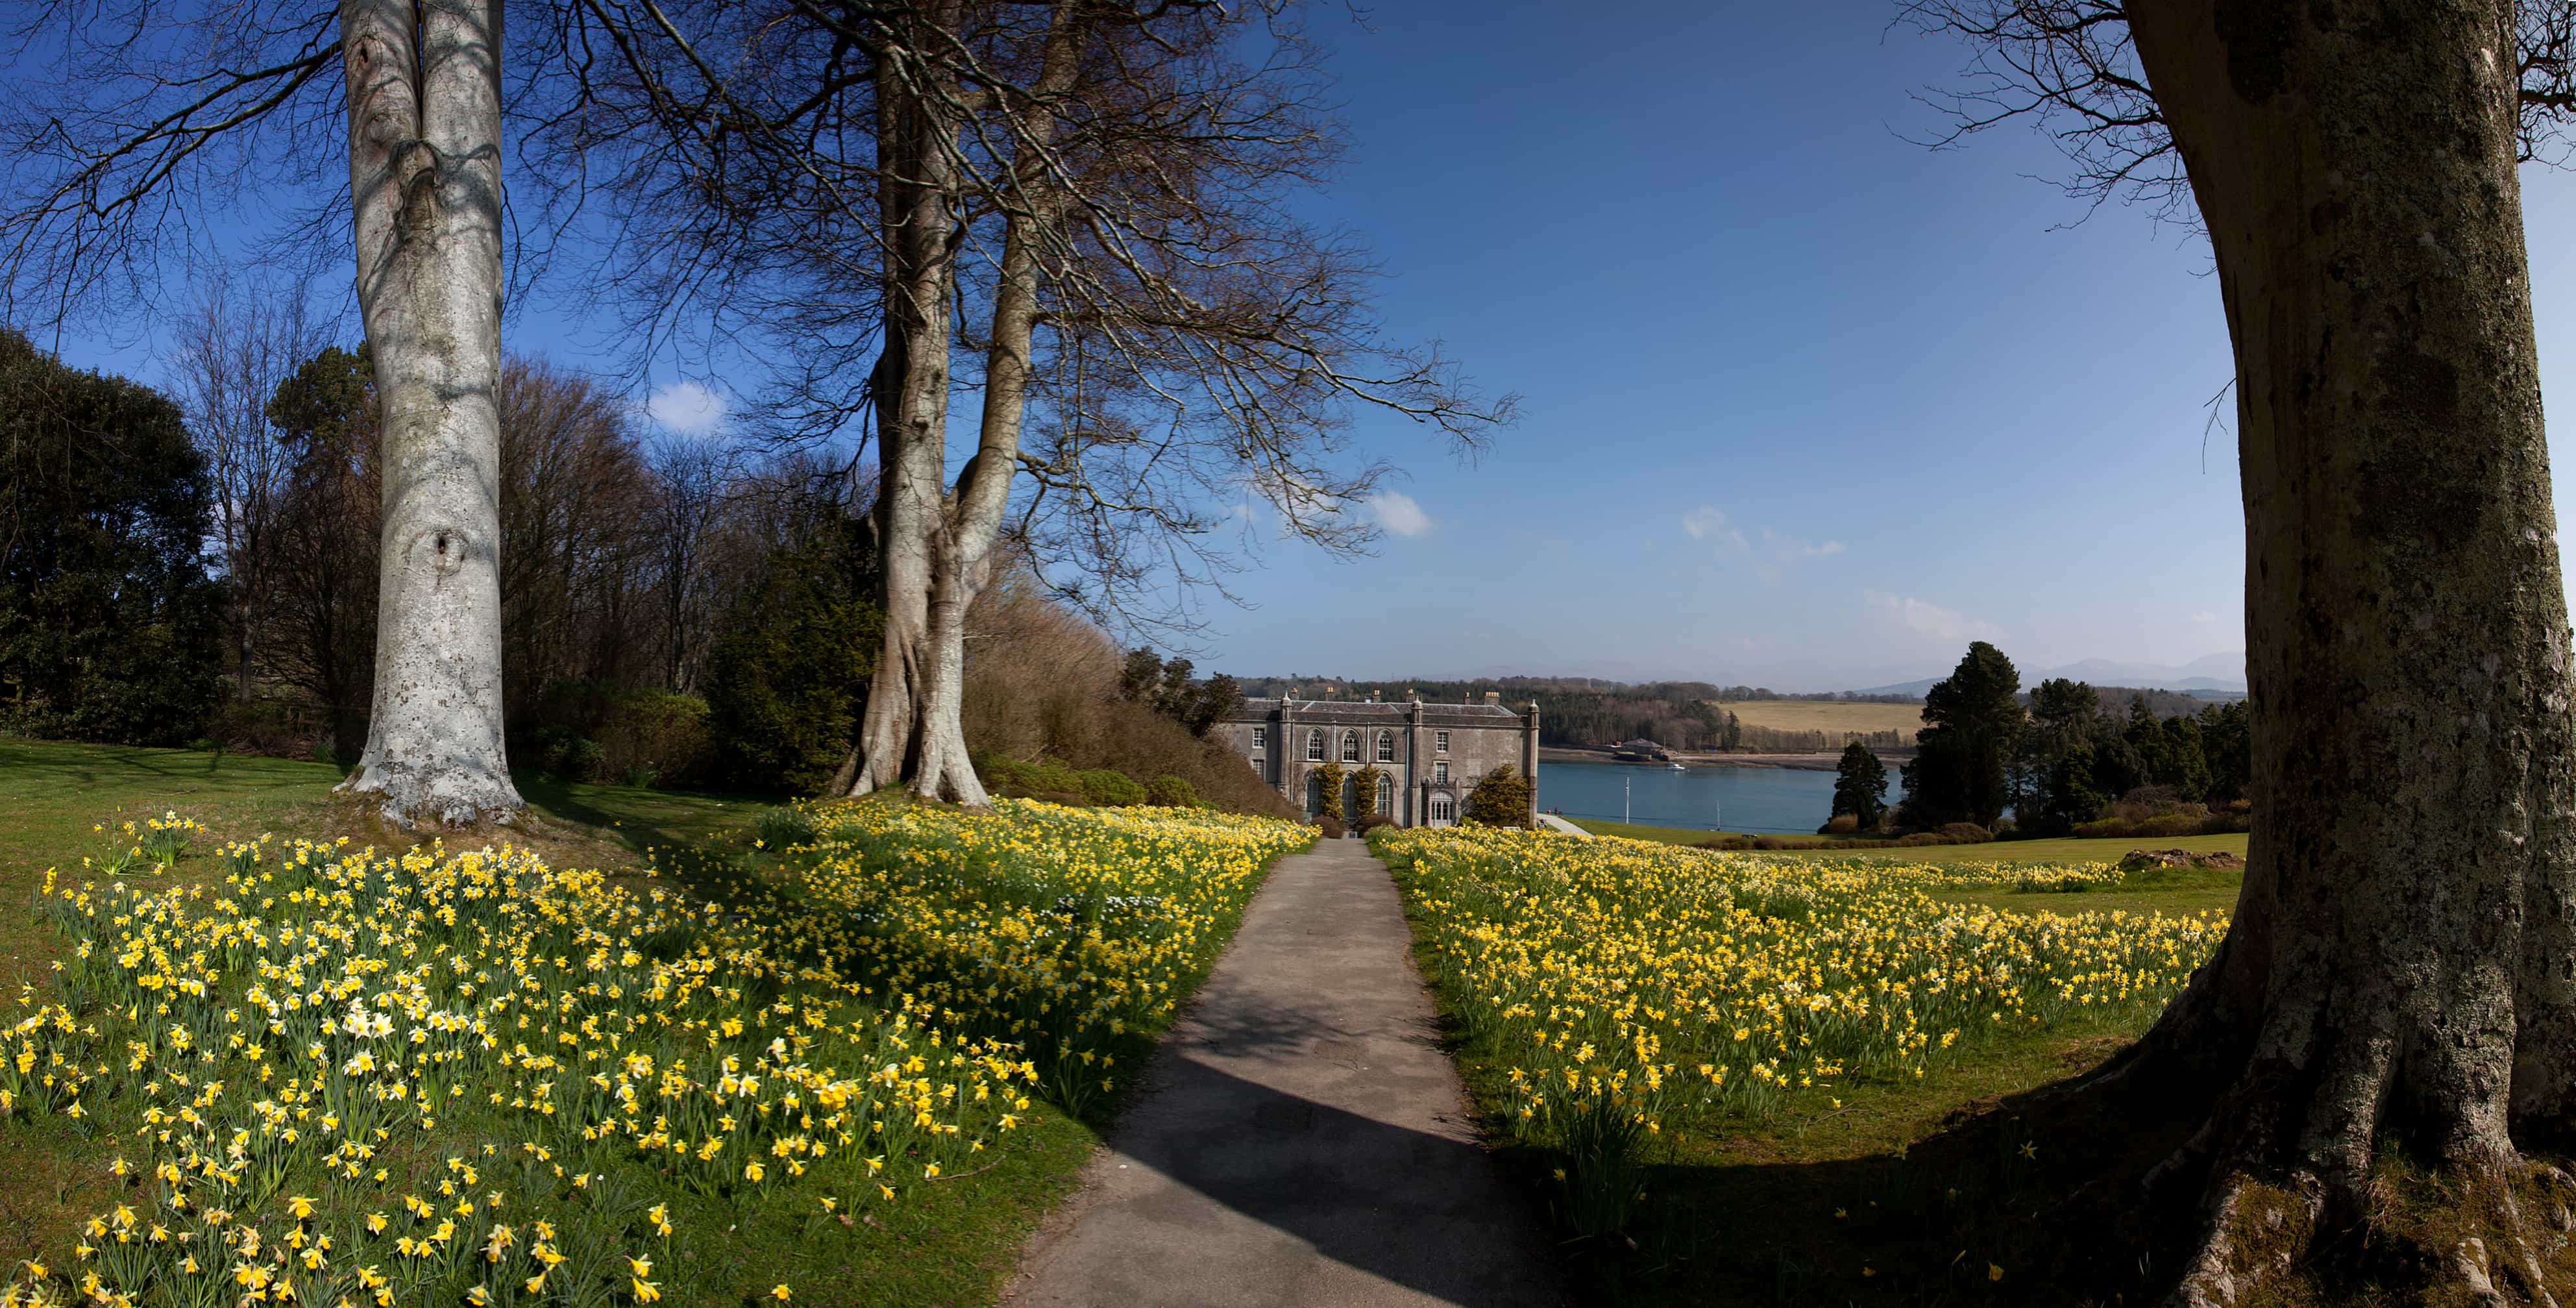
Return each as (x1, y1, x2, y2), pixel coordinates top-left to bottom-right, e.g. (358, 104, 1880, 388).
(2121, 847, 2245, 870)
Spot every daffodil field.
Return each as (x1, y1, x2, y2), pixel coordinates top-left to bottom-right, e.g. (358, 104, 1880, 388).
(1373, 826, 2226, 1233)
(0, 798, 1307, 1307)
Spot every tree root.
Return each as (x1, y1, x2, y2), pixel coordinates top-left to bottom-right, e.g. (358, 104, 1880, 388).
(2153, 1157, 2576, 1307)
(2166, 1172, 2321, 1308)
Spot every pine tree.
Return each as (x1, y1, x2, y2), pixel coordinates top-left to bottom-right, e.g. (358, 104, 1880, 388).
(1830, 742, 1889, 830)
(1898, 641, 2024, 828)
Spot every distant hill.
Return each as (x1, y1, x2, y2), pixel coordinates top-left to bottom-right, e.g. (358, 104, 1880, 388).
(1856, 654, 2246, 699)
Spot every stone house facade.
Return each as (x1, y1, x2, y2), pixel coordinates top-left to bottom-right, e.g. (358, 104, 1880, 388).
(1218, 691, 1538, 827)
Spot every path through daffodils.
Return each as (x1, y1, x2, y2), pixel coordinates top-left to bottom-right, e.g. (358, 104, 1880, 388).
(1010, 837, 1560, 1308)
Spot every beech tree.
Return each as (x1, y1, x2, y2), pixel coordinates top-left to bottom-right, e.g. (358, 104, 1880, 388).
(0, 0, 520, 822)
(518, 0, 1511, 804)
(1914, 0, 2576, 1298)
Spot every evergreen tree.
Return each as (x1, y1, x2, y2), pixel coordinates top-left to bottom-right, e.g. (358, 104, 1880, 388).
(2041, 745, 2110, 833)
(1900, 641, 2024, 828)
(1830, 742, 1889, 829)
(702, 518, 882, 795)
(2162, 713, 2212, 800)
(2198, 699, 2253, 804)
(0, 328, 223, 745)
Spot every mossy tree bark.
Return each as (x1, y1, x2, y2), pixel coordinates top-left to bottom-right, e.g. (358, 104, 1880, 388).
(2095, 1, 2576, 1301)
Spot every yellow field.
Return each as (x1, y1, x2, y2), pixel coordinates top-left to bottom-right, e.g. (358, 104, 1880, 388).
(1714, 698, 1924, 741)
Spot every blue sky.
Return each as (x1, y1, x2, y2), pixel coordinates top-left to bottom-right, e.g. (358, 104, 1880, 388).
(45, 1, 2576, 693)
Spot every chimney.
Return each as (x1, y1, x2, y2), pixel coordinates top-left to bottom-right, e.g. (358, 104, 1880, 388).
(1484, 691, 1500, 708)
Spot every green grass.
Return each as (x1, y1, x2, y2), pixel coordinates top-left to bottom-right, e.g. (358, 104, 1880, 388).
(1566, 817, 2248, 869)
(1941, 861, 2244, 919)
(0, 736, 1131, 1307)
(1401, 826, 2240, 1306)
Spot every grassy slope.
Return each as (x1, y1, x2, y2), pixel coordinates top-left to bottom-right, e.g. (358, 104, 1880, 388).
(1713, 700, 1924, 741)
(0, 737, 1112, 1308)
(1567, 817, 2248, 867)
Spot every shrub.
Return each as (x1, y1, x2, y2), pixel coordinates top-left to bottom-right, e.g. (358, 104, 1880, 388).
(1937, 822, 1993, 844)
(1146, 774, 1200, 808)
(1358, 814, 1396, 833)
(1078, 768, 1147, 807)
(1898, 832, 1948, 846)
(1465, 763, 1534, 827)
(1316, 815, 1347, 839)
(1819, 813, 1861, 836)
(2137, 812, 2205, 837)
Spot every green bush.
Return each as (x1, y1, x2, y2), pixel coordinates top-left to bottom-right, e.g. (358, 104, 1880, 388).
(1936, 822, 1993, 843)
(1146, 774, 1200, 808)
(1465, 763, 1534, 827)
(532, 682, 710, 786)
(1079, 769, 1147, 806)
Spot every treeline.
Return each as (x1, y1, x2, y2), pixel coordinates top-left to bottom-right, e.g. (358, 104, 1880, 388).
(0, 313, 1290, 815)
(1233, 675, 1745, 750)
(1852, 641, 2253, 839)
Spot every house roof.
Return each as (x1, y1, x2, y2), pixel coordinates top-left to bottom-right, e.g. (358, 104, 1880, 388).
(1227, 697, 1526, 722)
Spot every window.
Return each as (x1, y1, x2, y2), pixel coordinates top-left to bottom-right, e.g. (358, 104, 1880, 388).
(1436, 730, 1451, 754)
(1376, 730, 1395, 763)
(1429, 794, 1453, 826)
(1434, 761, 1449, 784)
(1376, 774, 1394, 815)
(1341, 730, 1361, 763)
(1251, 726, 1266, 754)
(1306, 728, 1326, 761)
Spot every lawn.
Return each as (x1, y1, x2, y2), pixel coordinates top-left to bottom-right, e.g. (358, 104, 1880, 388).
(1713, 699, 1924, 741)
(1567, 816, 2248, 869)
(1380, 824, 2235, 1306)
(0, 735, 1303, 1307)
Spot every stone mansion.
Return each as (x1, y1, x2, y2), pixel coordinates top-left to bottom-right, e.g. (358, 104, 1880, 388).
(1218, 691, 1539, 827)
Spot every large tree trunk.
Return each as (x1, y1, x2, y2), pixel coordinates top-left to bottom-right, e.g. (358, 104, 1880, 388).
(333, 0, 522, 824)
(2098, 1, 2576, 1301)
(842, 1, 1083, 807)
(843, 5, 985, 806)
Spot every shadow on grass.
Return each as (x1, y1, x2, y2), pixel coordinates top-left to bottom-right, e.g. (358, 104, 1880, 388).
(1514, 1054, 2227, 1308)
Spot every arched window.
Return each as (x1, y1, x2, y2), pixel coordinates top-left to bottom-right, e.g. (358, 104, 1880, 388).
(1306, 728, 1326, 761)
(1376, 773, 1394, 815)
(1306, 774, 1323, 817)
(1429, 794, 1454, 827)
(1376, 730, 1395, 763)
(1341, 730, 1361, 763)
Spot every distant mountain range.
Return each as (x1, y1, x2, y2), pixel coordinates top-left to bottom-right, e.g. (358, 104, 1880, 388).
(1856, 652, 2247, 699)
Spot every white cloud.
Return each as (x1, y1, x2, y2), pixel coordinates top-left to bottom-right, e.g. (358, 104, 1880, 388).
(646, 379, 728, 436)
(1681, 505, 1728, 540)
(1760, 527, 1845, 563)
(1865, 589, 1999, 642)
(2190, 610, 2218, 624)
(1364, 491, 1433, 538)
